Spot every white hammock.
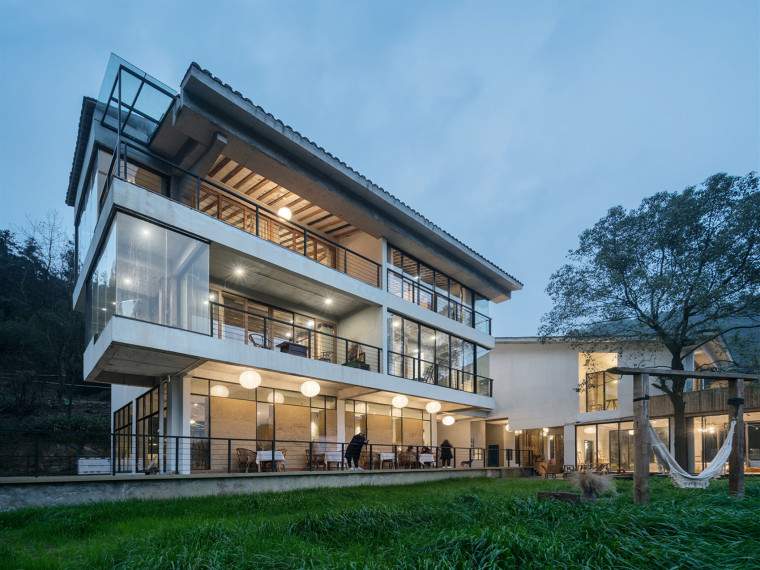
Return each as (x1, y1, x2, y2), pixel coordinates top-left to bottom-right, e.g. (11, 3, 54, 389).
(647, 420, 735, 488)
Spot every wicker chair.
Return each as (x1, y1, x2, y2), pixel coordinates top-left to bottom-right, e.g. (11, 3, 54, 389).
(236, 448, 257, 473)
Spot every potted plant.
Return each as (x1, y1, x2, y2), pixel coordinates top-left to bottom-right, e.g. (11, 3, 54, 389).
(571, 469, 614, 501)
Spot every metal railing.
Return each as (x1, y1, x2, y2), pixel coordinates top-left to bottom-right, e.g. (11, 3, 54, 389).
(0, 429, 525, 477)
(210, 302, 382, 373)
(387, 351, 493, 396)
(105, 141, 381, 288)
(387, 269, 491, 334)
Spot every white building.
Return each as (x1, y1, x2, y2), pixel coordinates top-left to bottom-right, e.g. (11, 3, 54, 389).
(66, 56, 522, 473)
(491, 337, 760, 473)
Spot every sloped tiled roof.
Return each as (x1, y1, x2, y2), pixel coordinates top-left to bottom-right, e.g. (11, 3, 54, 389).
(65, 97, 98, 208)
(187, 62, 523, 288)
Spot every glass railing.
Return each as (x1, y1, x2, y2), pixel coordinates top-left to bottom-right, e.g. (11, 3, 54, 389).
(210, 302, 381, 373)
(387, 269, 491, 334)
(386, 351, 492, 396)
(103, 141, 381, 288)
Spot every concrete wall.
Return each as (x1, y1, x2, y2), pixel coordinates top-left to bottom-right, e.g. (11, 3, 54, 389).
(491, 340, 675, 432)
(0, 468, 524, 511)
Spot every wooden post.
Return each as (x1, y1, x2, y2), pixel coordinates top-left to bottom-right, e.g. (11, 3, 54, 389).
(728, 379, 745, 497)
(633, 373, 650, 505)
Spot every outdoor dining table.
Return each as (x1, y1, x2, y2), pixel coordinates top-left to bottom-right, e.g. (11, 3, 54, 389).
(419, 453, 435, 468)
(325, 451, 344, 470)
(256, 450, 285, 471)
(380, 452, 396, 469)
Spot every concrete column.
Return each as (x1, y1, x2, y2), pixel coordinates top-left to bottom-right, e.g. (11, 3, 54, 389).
(167, 375, 191, 474)
(336, 399, 346, 450)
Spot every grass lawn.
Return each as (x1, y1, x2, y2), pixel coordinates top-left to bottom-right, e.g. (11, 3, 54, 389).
(1, 477, 758, 569)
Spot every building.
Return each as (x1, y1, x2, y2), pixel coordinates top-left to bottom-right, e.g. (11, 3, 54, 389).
(66, 55, 522, 474)
(491, 337, 760, 474)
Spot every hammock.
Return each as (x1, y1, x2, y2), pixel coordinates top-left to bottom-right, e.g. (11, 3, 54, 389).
(648, 420, 736, 489)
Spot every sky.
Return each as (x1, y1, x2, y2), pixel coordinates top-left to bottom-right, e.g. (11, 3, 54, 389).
(0, 0, 757, 337)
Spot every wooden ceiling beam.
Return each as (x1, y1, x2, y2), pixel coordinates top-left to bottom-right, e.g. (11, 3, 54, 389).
(220, 164, 245, 184)
(325, 224, 351, 235)
(307, 213, 334, 226)
(208, 157, 231, 178)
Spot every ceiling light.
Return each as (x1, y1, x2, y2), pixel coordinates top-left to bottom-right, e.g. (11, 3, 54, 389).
(392, 395, 408, 408)
(210, 384, 229, 398)
(543, 427, 549, 434)
(307, 320, 314, 328)
(425, 401, 441, 414)
(505, 424, 510, 432)
(442, 415, 455, 426)
(277, 207, 292, 220)
(239, 370, 262, 390)
(234, 267, 244, 276)
(301, 381, 320, 398)
(583, 427, 595, 434)
(628, 430, 634, 435)
(324, 298, 332, 305)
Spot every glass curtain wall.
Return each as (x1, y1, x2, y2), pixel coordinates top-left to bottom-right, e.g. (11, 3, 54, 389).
(113, 403, 132, 473)
(387, 312, 490, 394)
(76, 149, 112, 269)
(190, 379, 337, 471)
(387, 246, 489, 332)
(576, 419, 668, 472)
(345, 400, 431, 448)
(86, 213, 210, 342)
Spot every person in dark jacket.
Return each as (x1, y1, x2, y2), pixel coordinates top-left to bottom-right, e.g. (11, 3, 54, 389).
(440, 439, 453, 468)
(345, 430, 368, 470)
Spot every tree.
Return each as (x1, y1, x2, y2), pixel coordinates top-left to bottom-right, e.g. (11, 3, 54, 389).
(540, 172, 760, 469)
(0, 213, 83, 416)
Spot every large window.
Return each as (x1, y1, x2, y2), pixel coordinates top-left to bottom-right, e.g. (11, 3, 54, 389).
(76, 149, 112, 269)
(136, 387, 162, 472)
(113, 403, 132, 473)
(576, 419, 668, 472)
(345, 400, 431, 448)
(86, 213, 210, 342)
(190, 378, 337, 472)
(387, 313, 491, 395)
(387, 246, 490, 333)
(585, 371, 618, 412)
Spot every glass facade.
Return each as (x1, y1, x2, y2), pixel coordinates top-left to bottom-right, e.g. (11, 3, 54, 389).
(345, 400, 431, 447)
(387, 246, 491, 333)
(76, 149, 112, 269)
(85, 213, 210, 342)
(576, 418, 668, 472)
(584, 371, 618, 412)
(113, 403, 132, 473)
(387, 312, 491, 395)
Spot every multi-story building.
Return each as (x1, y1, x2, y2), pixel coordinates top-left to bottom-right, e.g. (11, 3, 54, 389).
(66, 55, 522, 473)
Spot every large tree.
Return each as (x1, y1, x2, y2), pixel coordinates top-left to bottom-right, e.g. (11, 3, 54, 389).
(540, 172, 759, 468)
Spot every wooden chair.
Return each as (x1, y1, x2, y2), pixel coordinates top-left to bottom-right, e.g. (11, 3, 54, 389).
(544, 464, 565, 479)
(360, 449, 380, 470)
(236, 448, 256, 473)
(398, 450, 416, 469)
(248, 333, 266, 348)
(306, 449, 326, 471)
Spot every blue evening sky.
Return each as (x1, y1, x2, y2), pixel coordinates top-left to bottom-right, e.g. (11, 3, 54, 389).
(0, 0, 757, 336)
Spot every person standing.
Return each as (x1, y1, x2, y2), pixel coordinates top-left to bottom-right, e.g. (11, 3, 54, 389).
(345, 430, 368, 470)
(440, 439, 453, 468)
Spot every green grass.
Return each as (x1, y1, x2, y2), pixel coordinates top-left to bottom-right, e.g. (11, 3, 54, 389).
(1, 477, 758, 569)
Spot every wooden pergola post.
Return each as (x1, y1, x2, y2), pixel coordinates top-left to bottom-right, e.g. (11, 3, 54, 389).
(633, 373, 650, 505)
(728, 378, 745, 497)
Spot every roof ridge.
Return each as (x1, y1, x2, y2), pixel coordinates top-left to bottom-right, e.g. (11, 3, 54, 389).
(188, 62, 523, 287)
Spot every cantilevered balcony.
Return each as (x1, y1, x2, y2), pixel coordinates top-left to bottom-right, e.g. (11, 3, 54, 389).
(210, 301, 381, 373)
(106, 142, 382, 288)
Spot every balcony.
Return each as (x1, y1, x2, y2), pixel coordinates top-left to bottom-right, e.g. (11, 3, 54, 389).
(210, 301, 381, 373)
(650, 384, 760, 416)
(387, 268, 491, 334)
(104, 142, 382, 288)
(387, 351, 493, 397)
